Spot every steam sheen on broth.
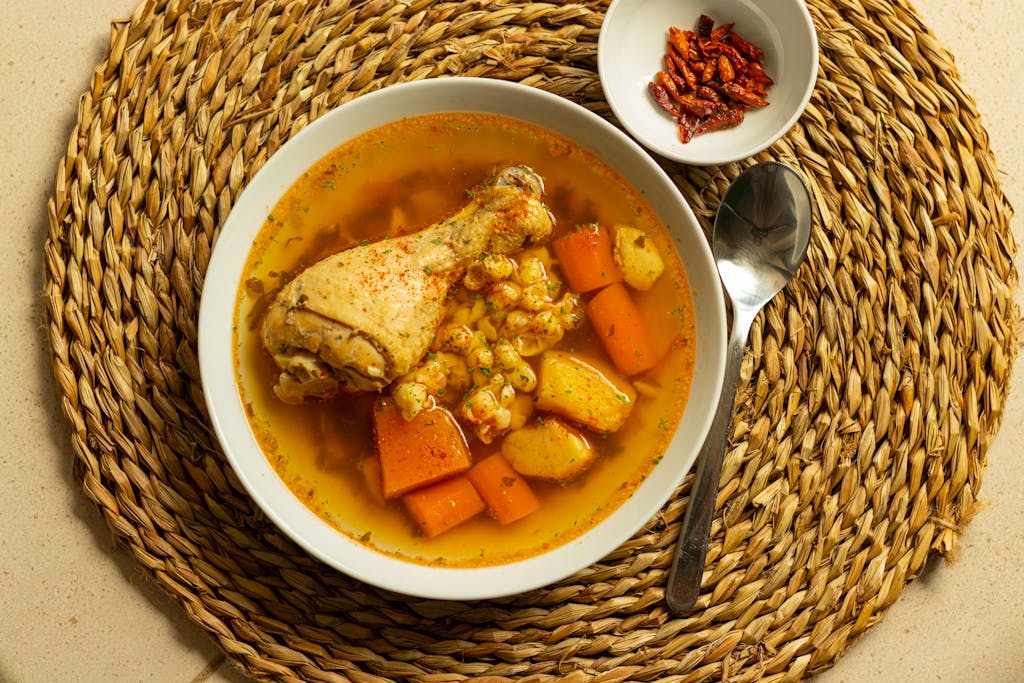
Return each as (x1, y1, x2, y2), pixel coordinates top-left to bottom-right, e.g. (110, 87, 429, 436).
(235, 112, 696, 567)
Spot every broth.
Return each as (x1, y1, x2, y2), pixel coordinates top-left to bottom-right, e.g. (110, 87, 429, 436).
(235, 112, 696, 567)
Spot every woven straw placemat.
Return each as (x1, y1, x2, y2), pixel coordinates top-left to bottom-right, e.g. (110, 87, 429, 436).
(43, 0, 1017, 680)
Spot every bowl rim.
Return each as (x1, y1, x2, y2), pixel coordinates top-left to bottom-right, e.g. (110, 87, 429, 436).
(598, 0, 820, 165)
(197, 77, 727, 600)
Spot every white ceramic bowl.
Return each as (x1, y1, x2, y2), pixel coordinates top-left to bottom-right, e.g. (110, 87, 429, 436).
(198, 78, 726, 600)
(598, 0, 819, 165)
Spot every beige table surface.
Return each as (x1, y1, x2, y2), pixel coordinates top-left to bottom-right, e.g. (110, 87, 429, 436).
(2, 1, 1021, 681)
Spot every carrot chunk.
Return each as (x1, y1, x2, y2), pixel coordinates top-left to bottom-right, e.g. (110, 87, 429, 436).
(586, 282, 658, 376)
(553, 223, 624, 293)
(466, 453, 540, 525)
(373, 398, 471, 499)
(402, 475, 486, 538)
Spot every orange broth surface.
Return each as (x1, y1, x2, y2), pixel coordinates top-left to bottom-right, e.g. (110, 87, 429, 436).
(234, 112, 697, 567)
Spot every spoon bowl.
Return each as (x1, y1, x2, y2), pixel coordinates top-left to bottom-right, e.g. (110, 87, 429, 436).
(715, 165, 813, 307)
(666, 161, 811, 612)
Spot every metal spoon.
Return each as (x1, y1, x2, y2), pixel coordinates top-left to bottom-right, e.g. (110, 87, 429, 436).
(666, 162, 812, 613)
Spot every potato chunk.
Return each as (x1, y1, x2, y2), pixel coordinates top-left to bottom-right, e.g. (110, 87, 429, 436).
(501, 417, 596, 483)
(534, 351, 636, 432)
(612, 224, 664, 291)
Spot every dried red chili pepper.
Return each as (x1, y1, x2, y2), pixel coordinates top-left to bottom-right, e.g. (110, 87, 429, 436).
(695, 85, 723, 103)
(655, 69, 682, 101)
(663, 59, 690, 94)
(722, 82, 769, 107)
(675, 94, 720, 118)
(667, 47, 699, 90)
(647, 14, 772, 144)
(677, 112, 701, 143)
(697, 36, 718, 56)
(714, 41, 746, 67)
(697, 14, 714, 38)
(648, 81, 679, 116)
(718, 55, 735, 83)
(725, 31, 764, 62)
(736, 77, 768, 98)
(700, 59, 717, 83)
(710, 22, 734, 41)
(694, 107, 746, 135)
(745, 61, 775, 86)
(668, 26, 691, 55)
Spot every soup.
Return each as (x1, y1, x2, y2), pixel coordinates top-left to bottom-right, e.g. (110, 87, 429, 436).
(234, 112, 696, 567)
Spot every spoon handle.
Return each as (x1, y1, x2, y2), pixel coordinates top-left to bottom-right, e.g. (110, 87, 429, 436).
(665, 305, 754, 612)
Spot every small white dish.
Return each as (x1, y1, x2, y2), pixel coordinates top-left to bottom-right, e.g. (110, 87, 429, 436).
(598, 0, 819, 165)
(198, 78, 727, 600)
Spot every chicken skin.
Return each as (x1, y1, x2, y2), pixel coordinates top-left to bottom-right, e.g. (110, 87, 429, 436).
(261, 165, 554, 403)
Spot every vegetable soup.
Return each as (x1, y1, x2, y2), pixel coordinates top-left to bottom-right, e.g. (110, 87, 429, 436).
(234, 111, 696, 567)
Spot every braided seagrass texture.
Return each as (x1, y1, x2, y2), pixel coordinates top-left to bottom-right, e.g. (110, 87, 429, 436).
(43, 0, 1017, 680)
